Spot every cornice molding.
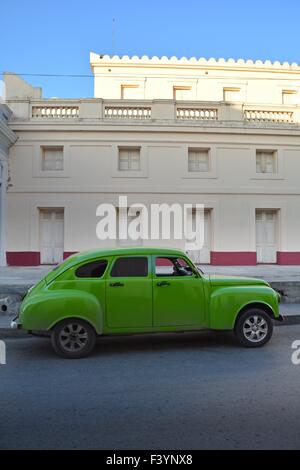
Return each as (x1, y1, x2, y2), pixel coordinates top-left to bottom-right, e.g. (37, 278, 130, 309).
(90, 52, 300, 73)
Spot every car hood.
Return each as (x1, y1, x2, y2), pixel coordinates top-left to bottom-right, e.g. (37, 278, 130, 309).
(208, 275, 270, 287)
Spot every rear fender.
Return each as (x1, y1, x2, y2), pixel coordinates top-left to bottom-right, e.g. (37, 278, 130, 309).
(20, 290, 104, 334)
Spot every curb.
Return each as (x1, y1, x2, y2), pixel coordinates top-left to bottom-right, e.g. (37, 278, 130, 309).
(276, 315, 300, 326)
(0, 329, 29, 339)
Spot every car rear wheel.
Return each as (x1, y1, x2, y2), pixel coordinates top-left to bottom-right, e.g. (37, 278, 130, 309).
(51, 318, 97, 358)
(234, 308, 273, 348)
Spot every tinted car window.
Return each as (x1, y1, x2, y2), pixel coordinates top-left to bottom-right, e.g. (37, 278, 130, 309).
(111, 257, 148, 277)
(75, 260, 108, 278)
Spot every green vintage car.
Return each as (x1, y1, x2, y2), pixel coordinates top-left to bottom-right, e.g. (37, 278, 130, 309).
(11, 247, 282, 358)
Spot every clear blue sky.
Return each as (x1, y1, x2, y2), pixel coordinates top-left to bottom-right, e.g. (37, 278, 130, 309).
(1, 0, 300, 98)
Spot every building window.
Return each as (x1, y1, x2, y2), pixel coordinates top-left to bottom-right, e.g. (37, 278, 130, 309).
(256, 150, 277, 174)
(118, 148, 141, 171)
(41, 147, 63, 171)
(173, 86, 192, 100)
(188, 149, 210, 172)
(282, 90, 297, 105)
(223, 87, 241, 102)
(121, 85, 140, 99)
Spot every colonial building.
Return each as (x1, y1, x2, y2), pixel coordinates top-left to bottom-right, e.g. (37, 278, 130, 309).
(0, 102, 17, 266)
(3, 53, 300, 265)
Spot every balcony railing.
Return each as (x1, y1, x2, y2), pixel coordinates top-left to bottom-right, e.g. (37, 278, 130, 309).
(6, 99, 300, 127)
(32, 106, 79, 119)
(104, 106, 151, 120)
(177, 107, 218, 121)
(244, 109, 294, 123)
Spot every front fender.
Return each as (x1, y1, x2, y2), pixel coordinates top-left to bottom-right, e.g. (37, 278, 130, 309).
(209, 285, 279, 330)
(20, 289, 104, 334)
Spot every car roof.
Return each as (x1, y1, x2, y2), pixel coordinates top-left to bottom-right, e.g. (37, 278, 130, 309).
(68, 246, 186, 263)
(44, 247, 189, 284)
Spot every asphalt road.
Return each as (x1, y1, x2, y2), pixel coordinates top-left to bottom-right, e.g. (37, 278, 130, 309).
(1, 325, 300, 450)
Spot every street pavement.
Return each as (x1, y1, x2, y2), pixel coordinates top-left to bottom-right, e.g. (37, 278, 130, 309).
(1, 325, 300, 449)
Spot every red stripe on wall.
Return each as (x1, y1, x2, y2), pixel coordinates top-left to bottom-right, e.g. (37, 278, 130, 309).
(6, 252, 40, 266)
(211, 252, 257, 266)
(6, 251, 300, 266)
(277, 252, 300, 265)
(63, 252, 78, 260)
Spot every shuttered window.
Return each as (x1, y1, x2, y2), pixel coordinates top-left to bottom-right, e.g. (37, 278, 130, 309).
(42, 147, 63, 171)
(118, 148, 140, 171)
(256, 151, 276, 174)
(188, 149, 210, 172)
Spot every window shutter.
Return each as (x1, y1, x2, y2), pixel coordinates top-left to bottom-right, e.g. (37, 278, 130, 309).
(42, 148, 63, 171)
(119, 150, 130, 170)
(118, 148, 140, 171)
(265, 154, 275, 173)
(256, 151, 276, 174)
(188, 149, 209, 172)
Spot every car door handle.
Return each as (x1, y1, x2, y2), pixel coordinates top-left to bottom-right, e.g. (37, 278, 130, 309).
(110, 282, 124, 287)
(156, 281, 170, 287)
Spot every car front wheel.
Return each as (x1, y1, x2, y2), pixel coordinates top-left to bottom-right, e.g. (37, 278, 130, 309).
(51, 318, 97, 358)
(234, 308, 273, 348)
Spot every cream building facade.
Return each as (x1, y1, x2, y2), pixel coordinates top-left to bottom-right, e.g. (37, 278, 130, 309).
(3, 53, 300, 265)
(0, 102, 17, 266)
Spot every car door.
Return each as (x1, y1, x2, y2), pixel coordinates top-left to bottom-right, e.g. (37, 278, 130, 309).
(152, 256, 206, 327)
(105, 255, 152, 329)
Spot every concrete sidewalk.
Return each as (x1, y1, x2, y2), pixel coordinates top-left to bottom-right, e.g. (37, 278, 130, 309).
(0, 266, 51, 287)
(202, 265, 300, 282)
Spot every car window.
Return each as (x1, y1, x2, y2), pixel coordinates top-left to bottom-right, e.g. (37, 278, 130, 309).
(110, 257, 148, 277)
(155, 257, 193, 277)
(75, 260, 108, 278)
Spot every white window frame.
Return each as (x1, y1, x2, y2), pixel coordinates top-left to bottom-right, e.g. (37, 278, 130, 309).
(282, 90, 298, 105)
(188, 148, 210, 173)
(121, 84, 140, 99)
(182, 146, 218, 179)
(251, 148, 284, 180)
(118, 147, 141, 172)
(173, 86, 192, 100)
(41, 147, 64, 171)
(256, 150, 277, 174)
(33, 144, 70, 178)
(223, 87, 242, 102)
(219, 81, 247, 102)
(111, 145, 148, 178)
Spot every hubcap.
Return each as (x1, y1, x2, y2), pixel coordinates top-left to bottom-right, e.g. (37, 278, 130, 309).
(243, 315, 268, 343)
(59, 323, 88, 352)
